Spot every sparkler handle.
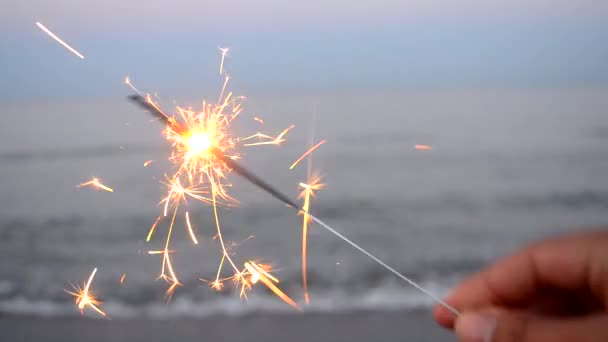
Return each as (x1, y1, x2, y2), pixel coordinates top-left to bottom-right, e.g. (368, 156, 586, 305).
(308, 214, 461, 317)
(217, 153, 301, 209)
(128, 95, 184, 132)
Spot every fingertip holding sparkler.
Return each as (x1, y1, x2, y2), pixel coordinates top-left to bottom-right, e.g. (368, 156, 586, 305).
(35, 22, 85, 59)
(77, 177, 114, 193)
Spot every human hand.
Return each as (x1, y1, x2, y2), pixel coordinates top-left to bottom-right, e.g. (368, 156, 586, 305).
(434, 230, 608, 342)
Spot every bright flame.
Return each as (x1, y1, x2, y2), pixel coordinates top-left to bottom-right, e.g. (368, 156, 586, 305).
(184, 131, 212, 156)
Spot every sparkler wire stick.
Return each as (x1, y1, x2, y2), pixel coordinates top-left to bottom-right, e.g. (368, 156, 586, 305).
(128, 94, 460, 316)
(220, 154, 460, 316)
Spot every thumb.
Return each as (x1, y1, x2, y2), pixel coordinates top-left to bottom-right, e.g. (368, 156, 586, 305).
(454, 309, 608, 342)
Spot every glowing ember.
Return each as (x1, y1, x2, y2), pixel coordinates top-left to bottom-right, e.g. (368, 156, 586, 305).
(78, 177, 114, 192)
(415, 144, 432, 150)
(244, 262, 300, 310)
(66, 268, 107, 317)
(35, 22, 85, 59)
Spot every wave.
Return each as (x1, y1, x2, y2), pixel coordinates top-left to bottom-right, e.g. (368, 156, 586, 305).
(499, 190, 608, 210)
(0, 279, 456, 318)
(0, 144, 164, 164)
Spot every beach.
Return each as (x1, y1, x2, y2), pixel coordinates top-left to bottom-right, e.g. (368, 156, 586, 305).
(0, 89, 607, 341)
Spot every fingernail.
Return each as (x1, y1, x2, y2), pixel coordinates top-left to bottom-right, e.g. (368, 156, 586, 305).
(455, 312, 497, 342)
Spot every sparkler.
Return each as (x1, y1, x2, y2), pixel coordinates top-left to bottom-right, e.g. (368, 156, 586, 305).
(66, 268, 107, 317)
(35, 22, 85, 59)
(128, 64, 302, 306)
(128, 90, 461, 316)
(78, 177, 114, 192)
(33, 21, 457, 318)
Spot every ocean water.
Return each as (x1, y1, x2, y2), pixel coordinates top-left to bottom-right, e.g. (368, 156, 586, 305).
(0, 87, 607, 318)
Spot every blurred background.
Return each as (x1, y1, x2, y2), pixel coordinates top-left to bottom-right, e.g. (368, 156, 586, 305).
(1, 0, 607, 341)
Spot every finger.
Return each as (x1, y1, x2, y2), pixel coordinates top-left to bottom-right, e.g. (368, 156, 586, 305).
(455, 309, 608, 342)
(434, 229, 608, 328)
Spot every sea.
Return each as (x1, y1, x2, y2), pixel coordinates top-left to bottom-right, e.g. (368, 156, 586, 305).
(0, 87, 607, 320)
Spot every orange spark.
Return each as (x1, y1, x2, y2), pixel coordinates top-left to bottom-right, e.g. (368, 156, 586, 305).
(78, 177, 114, 192)
(242, 125, 295, 146)
(298, 177, 325, 304)
(253, 117, 264, 124)
(35, 22, 85, 59)
(185, 211, 199, 244)
(65, 268, 107, 317)
(289, 140, 327, 170)
(244, 262, 300, 310)
(146, 216, 162, 242)
(144, 160, 154, 167)
(120, 274, 126, 284)
(415, 144, 432, 150)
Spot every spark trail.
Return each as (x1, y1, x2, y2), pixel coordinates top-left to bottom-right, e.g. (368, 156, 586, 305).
(290, 140, 326, 170)
(35, 22, 85, 59)
(129, 95, 461, 316)
(78, 177, 114, 192)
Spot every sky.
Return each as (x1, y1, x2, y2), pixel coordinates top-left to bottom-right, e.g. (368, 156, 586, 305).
(1, 0, 608, 100)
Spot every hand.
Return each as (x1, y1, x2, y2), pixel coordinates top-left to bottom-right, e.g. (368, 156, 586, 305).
(433, 230, 608, 342)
